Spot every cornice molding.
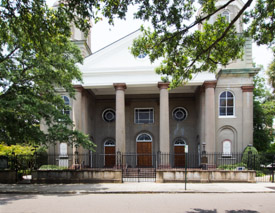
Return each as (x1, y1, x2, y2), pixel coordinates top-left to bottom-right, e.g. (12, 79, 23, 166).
(241, 85, 254, 92)
(73, 85, 84, 92)
(203, 80, 217, 89)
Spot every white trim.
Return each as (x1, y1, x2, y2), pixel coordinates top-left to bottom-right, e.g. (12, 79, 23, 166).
(136, 133, 153, 142)
(134, 108, 154, 124)
(218, 90, 235, 117)
(219, 116, 236, 119)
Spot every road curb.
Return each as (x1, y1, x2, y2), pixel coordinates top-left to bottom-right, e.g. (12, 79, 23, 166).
(1, 190, 275, 195)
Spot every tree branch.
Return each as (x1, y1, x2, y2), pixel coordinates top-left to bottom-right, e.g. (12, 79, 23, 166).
(0, 47, 19, 64)
(159, 0, 236, 44)
(187, 0, 254, 70)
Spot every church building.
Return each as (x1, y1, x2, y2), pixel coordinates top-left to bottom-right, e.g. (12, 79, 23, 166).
(48, 0, 259, 169)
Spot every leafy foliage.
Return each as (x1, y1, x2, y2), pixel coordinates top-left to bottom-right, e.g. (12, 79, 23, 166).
(39, 165, 67, 170)
(1, 0, 275, 150)
(266, 49, 275, 90)
(241, 145, 260, 169)
(0, 0, 95, 150)
(218, 162, 246, 170)
(0, 143, 35, 156)
(253, 74, 275, 152)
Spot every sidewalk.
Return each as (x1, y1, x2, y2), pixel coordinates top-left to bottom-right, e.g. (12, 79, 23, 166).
(0, 182, 275, 194)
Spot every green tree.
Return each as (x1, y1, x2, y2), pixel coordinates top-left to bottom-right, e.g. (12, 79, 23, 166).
(1, 0, 275, 149)
(0, 0, 94, 150)
(253, 74, 275, 152)
(56, 0, 274, 87)
(266, 49, 275, 91)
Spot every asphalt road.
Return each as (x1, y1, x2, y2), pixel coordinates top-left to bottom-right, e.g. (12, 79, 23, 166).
(1, 193, 274, 213)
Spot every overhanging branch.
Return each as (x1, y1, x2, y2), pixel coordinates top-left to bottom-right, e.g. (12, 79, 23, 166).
(187, 0, 254, 70)
(0, 47, 19, 64)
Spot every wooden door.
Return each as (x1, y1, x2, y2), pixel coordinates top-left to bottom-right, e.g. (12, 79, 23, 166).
(174, 146, 185, 168)
(105, 146, 115, 167)
(137, 142, 152, 167)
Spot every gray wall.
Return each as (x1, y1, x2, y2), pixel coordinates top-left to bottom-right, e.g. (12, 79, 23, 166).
(91, 94, 198, 154)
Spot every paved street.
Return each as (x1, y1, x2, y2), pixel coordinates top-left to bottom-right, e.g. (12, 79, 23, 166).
(1, 193, 275, 213)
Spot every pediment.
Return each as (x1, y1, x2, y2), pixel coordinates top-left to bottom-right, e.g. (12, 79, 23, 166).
(79, 30, 159, 74)
(78, 30, 215, 89)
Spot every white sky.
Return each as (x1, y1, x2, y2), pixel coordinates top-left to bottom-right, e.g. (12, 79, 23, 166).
(47, 0, 273, 70)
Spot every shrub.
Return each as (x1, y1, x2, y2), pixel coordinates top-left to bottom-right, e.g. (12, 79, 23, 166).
(241, 145, 260, 169)
(218, 163, 247, 170)
(39, 165, 67, 170)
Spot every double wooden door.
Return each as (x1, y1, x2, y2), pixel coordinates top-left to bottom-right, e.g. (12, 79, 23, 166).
(137, 142, 152, 167)
(174, 146, 185, 167)
(105, 146, 115, 167)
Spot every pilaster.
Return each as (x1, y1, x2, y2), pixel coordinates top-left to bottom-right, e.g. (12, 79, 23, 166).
(241, 85, 254, 149)
(203, 80, 217, 153)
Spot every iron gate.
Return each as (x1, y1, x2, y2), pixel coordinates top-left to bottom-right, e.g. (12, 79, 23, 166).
(255, 154, 275, 183)
(122, 153, 156, 182)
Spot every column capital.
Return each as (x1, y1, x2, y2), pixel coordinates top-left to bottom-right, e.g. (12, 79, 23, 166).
(113, 83, 127, 91)
(241, 85, 254, 92)
(203, 80, 217, 89)
(158, 82, 170, 89)
(73, 85, 84, 92)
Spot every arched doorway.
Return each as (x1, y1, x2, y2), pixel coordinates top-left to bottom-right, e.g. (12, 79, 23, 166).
(136, 133, 152, 167)
(174, 138, 186, 168)
(104, 139, 115, 168)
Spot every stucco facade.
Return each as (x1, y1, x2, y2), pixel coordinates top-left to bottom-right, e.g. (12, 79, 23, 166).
(47, 0, 259, 168)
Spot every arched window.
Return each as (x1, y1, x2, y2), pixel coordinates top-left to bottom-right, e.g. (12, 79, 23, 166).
(219, 91, 234, 116)
(172, 107, 188, 121)
(222, 11, 230, 22)
(136, 133, 152, 142)
(104, 139, 115, 147)
(62, 96, 70, 115)
(174, 138, 186, 146)
(222, 140, 232, 156)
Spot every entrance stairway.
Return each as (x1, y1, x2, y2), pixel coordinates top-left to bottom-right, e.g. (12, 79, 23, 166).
(122, 168, 156, 182)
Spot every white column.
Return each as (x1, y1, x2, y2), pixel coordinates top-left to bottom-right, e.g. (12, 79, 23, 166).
(113, 83, 127, 153)
(158, 82, 170, 154)
(203, 81, 216, 153)
(241, 86, 254, 149)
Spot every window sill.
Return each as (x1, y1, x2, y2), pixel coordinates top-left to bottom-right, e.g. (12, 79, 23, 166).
(219, 116, 236, 119)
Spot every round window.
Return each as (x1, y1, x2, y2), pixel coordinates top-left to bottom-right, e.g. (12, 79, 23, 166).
(102, 108, 116, 122)
(172, 107, 188, 121)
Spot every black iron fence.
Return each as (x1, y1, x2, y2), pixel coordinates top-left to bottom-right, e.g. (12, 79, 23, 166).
(1, 152, 274, 182)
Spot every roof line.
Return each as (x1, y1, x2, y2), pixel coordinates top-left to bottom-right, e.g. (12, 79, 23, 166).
(90, 29, 140, 56)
